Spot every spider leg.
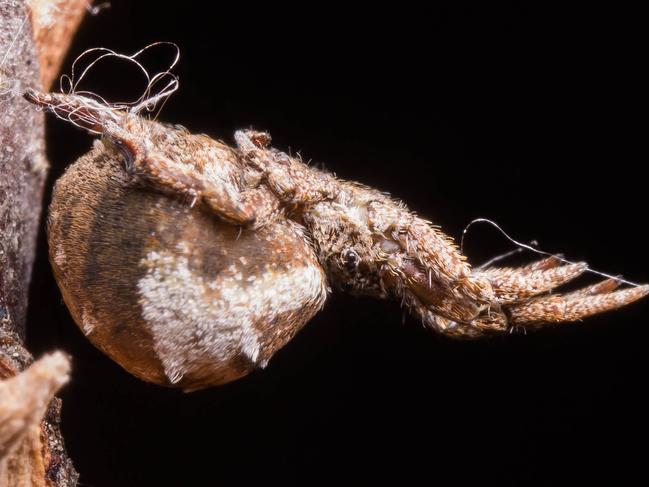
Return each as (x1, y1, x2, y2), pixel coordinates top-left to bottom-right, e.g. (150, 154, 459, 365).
(479, 259, 588, 303)
(507, 283, 649, 327)
(474, 254, 647, 326)
(423, 280, 648, 337)
(103, 124, 280, 228)
(401, 249, 647, 336)
(571, 278, 621, 296)
(235, 129, 339, 205)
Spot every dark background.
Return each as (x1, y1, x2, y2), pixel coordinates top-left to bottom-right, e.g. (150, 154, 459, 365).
(27, 2, 647, 486)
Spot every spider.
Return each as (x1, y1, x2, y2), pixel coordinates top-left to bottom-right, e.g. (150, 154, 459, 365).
(24, 87, 648, 391)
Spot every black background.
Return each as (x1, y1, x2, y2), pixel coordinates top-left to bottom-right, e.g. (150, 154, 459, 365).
(26, 2, 647, 486)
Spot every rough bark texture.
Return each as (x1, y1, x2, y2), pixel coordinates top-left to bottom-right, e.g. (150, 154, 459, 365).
(1, 0, 47, 339)
(1, 0, 85, 484)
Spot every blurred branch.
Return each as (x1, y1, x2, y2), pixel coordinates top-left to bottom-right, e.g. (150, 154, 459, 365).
(28, 0, 88, 89)
(0, 353, 71, 486)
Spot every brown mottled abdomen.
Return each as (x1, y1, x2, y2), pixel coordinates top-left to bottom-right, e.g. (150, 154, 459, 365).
(48, 144, 327, 390)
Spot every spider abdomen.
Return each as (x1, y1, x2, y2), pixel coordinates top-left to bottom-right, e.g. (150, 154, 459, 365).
(48, 144, 327, 390)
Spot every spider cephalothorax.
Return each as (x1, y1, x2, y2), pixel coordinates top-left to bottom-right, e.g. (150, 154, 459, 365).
(24, 88, 648, 391)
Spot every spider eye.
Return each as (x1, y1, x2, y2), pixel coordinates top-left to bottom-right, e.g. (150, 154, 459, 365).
(106, 137, 136, 173)
(342, 249, 359, 270)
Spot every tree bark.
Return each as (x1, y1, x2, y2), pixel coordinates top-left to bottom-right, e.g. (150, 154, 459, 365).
(1, 1, 85, 484)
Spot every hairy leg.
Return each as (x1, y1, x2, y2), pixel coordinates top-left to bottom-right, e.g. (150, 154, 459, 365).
(102, 122, 281, 228)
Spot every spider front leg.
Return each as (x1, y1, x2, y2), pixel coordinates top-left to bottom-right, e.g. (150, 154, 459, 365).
(372, 205, 648, 337)
(475, 260, 649, 331)
(367, 200, 496, 325)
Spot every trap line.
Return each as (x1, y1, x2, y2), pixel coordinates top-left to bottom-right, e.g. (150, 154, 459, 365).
(460, 217, 644, 288)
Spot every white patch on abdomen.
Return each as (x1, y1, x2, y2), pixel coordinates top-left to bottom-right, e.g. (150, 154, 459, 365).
(80, 309, 97, 335)
(54, 244, 66, 267)
(136, 250, 325, 384)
